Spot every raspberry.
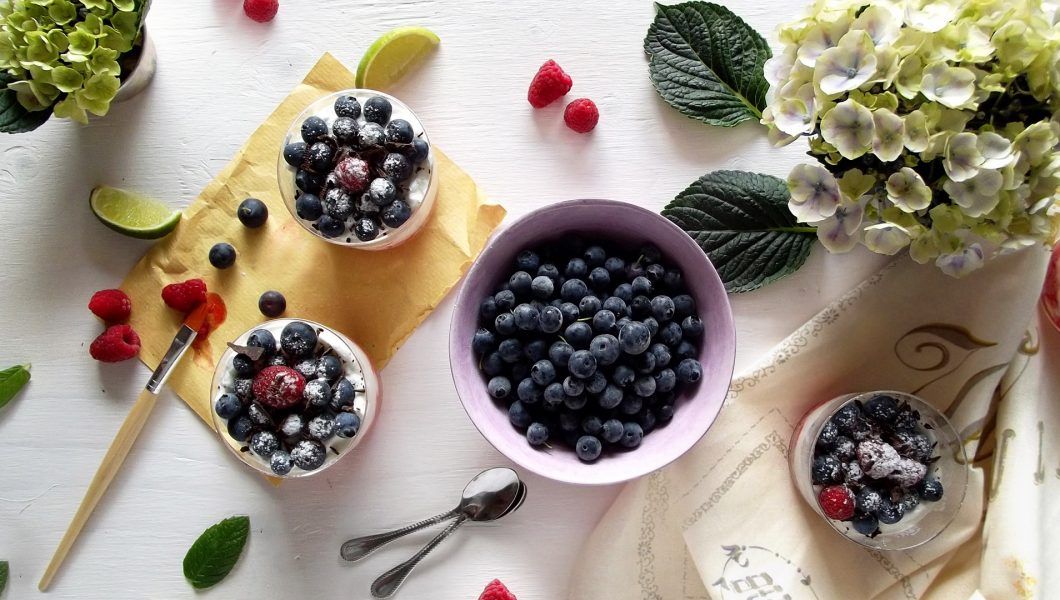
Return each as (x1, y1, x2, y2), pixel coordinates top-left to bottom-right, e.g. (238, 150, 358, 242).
(527, 59, 572, 108)
(333, 157, 370, 193)
(478, 579, 517, 600)
(89, 324, 141, 363)
(243, 0, 278, 22)
(817, 485, 855, 520)
(88, 289, 132, 323)
(252, 366, 306, 410)
(162, 278, 207, 313)
(563, 98, 599, 133)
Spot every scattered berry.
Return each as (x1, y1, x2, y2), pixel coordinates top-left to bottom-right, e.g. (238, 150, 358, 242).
(563, 98, 599, 133)
(818, 485, 855, 520)
(243, 0, 278, 22)
(237, 198, 268, 228)
(209, 243, 237, 269)
(89, 324, 141, 362)
(161, 278, 207, 312)
(88, 288, 132, 323)
(527, 59, 572, 108)
(258, 290, 287, 317)
(478, 579, 517, 600)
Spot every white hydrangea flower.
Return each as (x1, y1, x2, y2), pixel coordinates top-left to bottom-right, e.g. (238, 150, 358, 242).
(814, 30, 878, 95)
(816, 201, 864, 252)
(976, 132, 1015, 169)
(943, 132, 983, 182)
(894, 56, 924, 99)
(796, 16, 851, 67)
(851, 4, 900, 46)
(886, 168, 932, 211)
(764, 47, 797, 88)
(772, 83, 818, 135)
(902, 109, 929, 152)
(1014, 121, 1060, 165)
(820, 99, 875, 158)
(905, 1, 958, 33)
(864, 223, 911, 255)
(935, 243, 985, 277)
(871, 108, 905, 162)
(920, 63, 976, 109)
(787, 163, 842, 221)
(943, 169, 1005, 217)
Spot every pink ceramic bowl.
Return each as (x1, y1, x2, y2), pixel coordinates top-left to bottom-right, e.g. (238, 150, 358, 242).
(449, 199, 736, 485)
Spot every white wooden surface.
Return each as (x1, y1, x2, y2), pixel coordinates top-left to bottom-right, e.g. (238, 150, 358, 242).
(0, 1, 892, 598)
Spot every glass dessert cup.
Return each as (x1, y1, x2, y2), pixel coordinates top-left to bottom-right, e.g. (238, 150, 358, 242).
(789, 391, 969, 550)
(1042, 243, 1059, 333)
(210, 318, 380, 478)
(277, 89, 438, 250)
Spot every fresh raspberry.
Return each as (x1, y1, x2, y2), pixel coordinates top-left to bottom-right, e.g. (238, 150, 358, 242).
(252, 366, 306, 410)
(243, 0, 278, 22)
(161, 279, 207, 313)
(478, 579, 517, 600)
(88, 289, 132, 323)
(527, 60, 572, 108)
(818, 485, 855, 520)
(89, 324, 141, 363)
(563, 98, 599, 133)
(333, 157, 370, 193)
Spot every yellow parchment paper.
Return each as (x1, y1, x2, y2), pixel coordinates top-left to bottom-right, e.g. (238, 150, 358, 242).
(122, 53, 506, 426)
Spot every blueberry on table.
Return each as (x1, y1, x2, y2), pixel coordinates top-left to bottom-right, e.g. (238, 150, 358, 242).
(214, 393, 242, 420)
(676, 358, 703, 384)
(258, 290, 287, 318)
(270, 451, 294, 476)
(247, 329, 277, 354)
(209, 243, 237, 269)
(526, 422, 550, 446)
(296, 169, 326, 194)
(576, 435, 603, 462)
(852, 513, 879, 536)
(363, 96, 393, 124)
(368, 178, 397, 206)
(317, 215, 346, 238)
(332, 117, 359, 145)
(601, 418, 624, 443)
(283, 141, 306, 167)
(300, 115, 329, 143)
(353, 216, 381, 241)
(237, 197, 268, 228)
(357, 121, 386, 149)
(335, 411, 362, 438)
(227, 415, 254, 442)
(334, 95, 361, 118)
(618, 321, 651, 355)
(508, 400, 532, 428)
(280, 321, 317, 357)
(621, 422, 644, 448)
(405, 139, 430, 164)
(385, 119, 415, 145)
(295, 193, 323, 220)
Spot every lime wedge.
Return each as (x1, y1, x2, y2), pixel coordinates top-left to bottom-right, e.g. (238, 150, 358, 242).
(90, 186, 182, 239)
(356, 26, 440, 89)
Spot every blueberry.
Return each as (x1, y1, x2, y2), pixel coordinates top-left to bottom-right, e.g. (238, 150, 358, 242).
(300, 115, 328, 142)
(509, 271, 533, 297)
(893, 407, 921, 432)
(585, 372, 607, 394)
(816, 420, 839, 450)
(508, 400, 532, 428)
(583, 245, 606, 266)
(517, 378, 542, 403)
(479, 296, 499, 321)
(334, 94, 361, 118)
(335, 411, 361, 438)
(590, 334, 620, 365)
(673, 294, 696, 318)
(645, 264, 666, 283)
(247, 403, 272, 426)
(316, 355, 342, 381)
(578, 295, 602, 317)
(297, 360, 321, 382)
(536, 262, 560, 281)
(832, 403, 862, 432)
(621, 422, 644, 448)
(232, 354, 256, 378)
(812, 455, 843, 484)
(381, 118, 413, 145)
(900, 491, 921, 513)
(530, 359, 557, 385)
(307, 141, 335, 172)
(582, 414, 603, 435)
(633, 376, 657, 397)
(654, 368, 676, 393)
(833, 436, 856, 461)
(631, 276, 653, 296)
(270, 451, 294, 476)
(598, 384, 624, 409)
(535, 306, 561, 333)
(917, 479, 944, 501)
(565, 258, 588, 278)
(591, 310, 616, 334)
(864, 394, 899, 423)
(650, 295, 675, 321)
(561, 279, 589, 302)
(653, 325, 678, 350)
(649, 343, 672, 368)
(620, 395, 642, 415)
(638, 409, 658, 434)
(603, 256, 625, 277)
(323, 188, 353, 221)
(662, 270, 683, 292)
(237, 197, 269, 229)
(564, 393, 587, 410)
(291, 440, 327, 471)
(258, 290, 286, 317)
(332, 116, 359, 145)
(317, 215, 345, 238)
(543, 382, 565, 407)
(559, 411, 580, 433)
(498, 338, 522, 362)
(602, 297, 627, 316)
(676, 358, 702, 384)
(209, 243, 236, 269)
(363, 96, 392, 124)
(494, 289, 516, 311)
(642, 317, 659, 337)
(618, 321, 651, 355)
(304, 379, 332, 409)
(655, 403, 675, 423)
(876, 499, 905, 525)
(576, 435, 603, 461)
(630, 296, 651, 318)
(563, 376, 585, 396)
(283, 142, 306, 167)
(852, 513, 879, 536)
(855, 488, 883, 514)
(613, 283, 633, 303)
(368, 178, 397, 206)
(405, 139, 430, 163)
(488, 376, 512, 399)
(295, 169, 325, 194)
(568, 350, 597, 379)
(232, 378, 253, 400)
(559, 302, 580, 324)
(382, 152, 412, 182)
(612, 365, 635, 387)
(307, 414, 336, 441)
(331, 378, 356, 410)
(353, 217, 380, 241)
(247, 329, 276, 355)
(601, 418, 624, 443)
(527, 276, 554, 300)
(514, 303, 540, 331)
(681, 316, 705, 338)
(281, 321, 317, 357)
(214, 394, 242, 419)
(482, 352, 504, 376)
(295, 193, 323, 220)
(226, 415, 254, 442)
(526, 422, 550, 446)
(634, 351, 656, 374)
(472, 328, 496, 355)
(564, 322, 593, 348)
(357, 121, 386, 148)
(549, 341, 574, 366)
(587, 267, 610, 290)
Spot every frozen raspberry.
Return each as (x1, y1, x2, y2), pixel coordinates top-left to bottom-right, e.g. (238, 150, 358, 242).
(243, 0, 278, 22)
(161, 278, 207, 313)
(88, 288, 132, 322)
(857, 439, 901, 479)
(889, 458, 927, 488)
(527, 59, 572, 108)
(333, 157, 370, 193)
(251, 366, 305, 410)
(563, 98, 599, 133)
(479, 579, 517, 600)
(817, 485, 855, 520)
(89, 324, 141, 362)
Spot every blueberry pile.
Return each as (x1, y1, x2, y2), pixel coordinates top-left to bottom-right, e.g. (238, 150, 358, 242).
(812, 395, 944, 537)
(472, 239, 705, 462)
(214, 321, 364, 476)
(283, 94, 430, 243)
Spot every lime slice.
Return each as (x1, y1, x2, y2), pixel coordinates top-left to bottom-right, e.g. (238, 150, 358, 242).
(90, 186, 182, 239)
(356, 26, 440, 89)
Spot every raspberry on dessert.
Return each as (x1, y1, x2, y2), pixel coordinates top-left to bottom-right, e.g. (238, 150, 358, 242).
(89, 324, 141, 362)
(161, 278, 207, 313)
(527, 59, 572, 108)
(817, 485, 856, 520)
(333, 157, 371, 193)
(243, 0, 278, 22)
(856, 439, 902, 479)
(563, 98, 599, 133)
(251, 366, 306, 410)
(88, 288, 132, 323)
(479, 579, 517, 600)
(888, 457, 927, 488)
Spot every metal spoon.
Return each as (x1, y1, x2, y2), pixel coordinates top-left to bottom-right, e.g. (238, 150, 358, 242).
(340, 467, 522, 563)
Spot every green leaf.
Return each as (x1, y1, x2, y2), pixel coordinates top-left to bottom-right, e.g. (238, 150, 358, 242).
(183, 516, 250, 590)
(644, 2, 771, 127)
(662, 171, 816, 293)
(0, 560, 8, 595)
(0, 364, 30, 410)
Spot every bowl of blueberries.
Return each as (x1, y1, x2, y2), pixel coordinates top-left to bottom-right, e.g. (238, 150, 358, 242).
(278, 89, 437, 249)
(449, 199, 736, 485)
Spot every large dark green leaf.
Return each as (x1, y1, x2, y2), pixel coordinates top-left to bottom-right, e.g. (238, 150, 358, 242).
(183, 516, 250, 590)
(0, 364, 30, 412)
(663, 170, 816, 293)
(0, 560, 8, 595)
(0, 73, 51, 134)
(644, 2, 771, 127)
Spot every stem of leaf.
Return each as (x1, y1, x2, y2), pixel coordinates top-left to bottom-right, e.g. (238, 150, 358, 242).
(772, 226, 817, 234)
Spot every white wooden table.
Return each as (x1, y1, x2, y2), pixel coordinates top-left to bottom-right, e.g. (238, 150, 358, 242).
(0, 1, 891, 598)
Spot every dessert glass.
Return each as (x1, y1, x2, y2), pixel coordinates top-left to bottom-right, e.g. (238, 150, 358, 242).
(789, 391, 968, 550)
(1042, 243, 1059, 332)
(210, 318, 380, 478)
(277, 89, 438, 250)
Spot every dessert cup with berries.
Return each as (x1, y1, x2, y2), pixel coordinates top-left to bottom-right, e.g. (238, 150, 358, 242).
(210, 319, 379, 478)
(790, 391, 968, 550)
(278, 90, 437, 249)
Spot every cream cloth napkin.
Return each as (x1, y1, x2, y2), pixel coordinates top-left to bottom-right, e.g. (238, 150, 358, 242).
(569, 247, 1056, 600)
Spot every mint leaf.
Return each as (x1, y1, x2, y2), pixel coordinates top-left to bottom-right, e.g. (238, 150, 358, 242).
(0, 560, 8, 595)
(183, 516, 250, 590)
(644, 2, 771, 127)
(0, 365, 30, 412)
(663, 171, 816, 293)
(0, 74, 51, 134)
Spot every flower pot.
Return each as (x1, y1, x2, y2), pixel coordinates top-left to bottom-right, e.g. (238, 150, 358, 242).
(113, 25, 157, 104)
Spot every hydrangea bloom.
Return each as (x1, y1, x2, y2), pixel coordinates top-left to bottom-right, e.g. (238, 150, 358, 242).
(765, 0, 1060, 277)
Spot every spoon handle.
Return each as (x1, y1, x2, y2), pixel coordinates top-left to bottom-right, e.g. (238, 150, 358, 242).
(370, 514, 468, 599)
(340, 508, 459, 562)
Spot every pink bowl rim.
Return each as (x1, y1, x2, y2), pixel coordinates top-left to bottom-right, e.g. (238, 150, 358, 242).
(448, 198, 736, 486)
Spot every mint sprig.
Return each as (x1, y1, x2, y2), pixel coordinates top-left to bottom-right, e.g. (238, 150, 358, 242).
(182, 516, 250, 590)
(0, 364, 30, 412)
